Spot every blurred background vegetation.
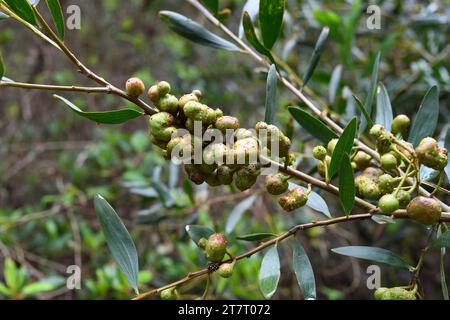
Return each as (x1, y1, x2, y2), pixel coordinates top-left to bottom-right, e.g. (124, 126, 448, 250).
(0, 0, 449, 299)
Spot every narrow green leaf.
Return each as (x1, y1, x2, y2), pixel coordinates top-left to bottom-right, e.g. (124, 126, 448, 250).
(259, 0, 285, 49)
(408, 86, 440, 147)
(22, 280, 57, 296)
(331, 246, 411, 269)
(185, 225, 214, 247)
(440, 248, 449, 300)
(329, 64, 342, 104)
(259, 245, 280, 299)
(264, 64, 277, 124)
(159, 11, 240, 51)
(45, 0, 64, 41)
(290, 183, 331, 218)
(437, 226, 449, 300)
(201, 0, 219, 16)
(54, 95, 143, 124)
(371, 215, 396, 224)
(329, 117, 357, 180)
(428, 231, 450, 250)
(236, 233, 277, 242)
(94, 195, 139, 293)
(359, 52, 380, 133)
(4, 258, 18, 291)
(353, 94, 374, 128)
(420, 165, 439, 182)
(292, 240, 316, 300)
(242, 11, 276, 64)
(339, 154, 355, 216)
(225, 195, 257, 234)
(375, 82, 393, 131)
(238, 0, 259, 39)
(302, 27, 329, 87)
(3, 0, 37, 25)
(288, 106, 338, 144)
(0, 52, 4, 79)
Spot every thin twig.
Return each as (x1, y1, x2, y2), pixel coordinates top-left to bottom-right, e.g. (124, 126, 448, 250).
(133, 210, 450, 300)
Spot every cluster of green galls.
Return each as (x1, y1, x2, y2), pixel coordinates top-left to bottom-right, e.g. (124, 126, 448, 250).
(125, 78, 310, 213)
(312, 114, 448, 225)
(374, 286, 417, 300)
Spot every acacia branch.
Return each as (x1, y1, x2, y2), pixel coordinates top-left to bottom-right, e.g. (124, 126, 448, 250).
(0, 81, 112, 94)
(186, 0, 377, 159)
(133, 210, 450, 300)
(30, 6, 158, 116)
(186, 0, 450, 212)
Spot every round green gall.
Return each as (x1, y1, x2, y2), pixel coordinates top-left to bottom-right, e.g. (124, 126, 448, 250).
(380, 287, 416, 300)
(327, 139, 338, 155)
(378, 174, 395, 194)
(166, 136, 184, 155)
(218, 263, 234, 278)
(205, 233, 228, 263)
(356, 174, 381, 200)
(407, 196, 441, 225)
(369, 124, 384, 139)
(233, 138, 259, 164)
(353, 151, 372, 171)
(214, 108, 224, 119)
(150, 134, 169, 150)
(157, 81, 171, 96)
(234, 167, 259, 191)
(286, 152, 297, 166)
(391, 114, 410, 136)
(158, 126, 177, 143)
(125, 77, 145, 97)
(396, 190, 411, 208)
(149, 114, 177, 142)
(215, 116, 240, 134)
(234, 128, 254, 141)
(198, 238, 208, 250)
(370, 124, 394, 145)
(265, 173, 289, 195)
(265, 125, 291, 158)
(205, 107, 218, 126)
(217, 165, 234, 186)
(147, 85, 159, 103)
(415, 137, 449, 171)
(374, 287, 388, 300)
(158, 94, 179, 114)
(255, 121, 268, 133)
(179, 93, 199, 109)
(203, 143, 229, 165)
(149, 112, 175, 130)
(380, 153, 398, 170)
(362, 167, 384, 178)
(160, 287, 178, 300)
(205, 173, 222, 187)
(235, 174, 257, 191)
(278, 187, 308, 212)
(378, 194, 399, 214)
(183, 101, 209, 123)
(217, 166, 234, 185)
(312, 146, 327, 161)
